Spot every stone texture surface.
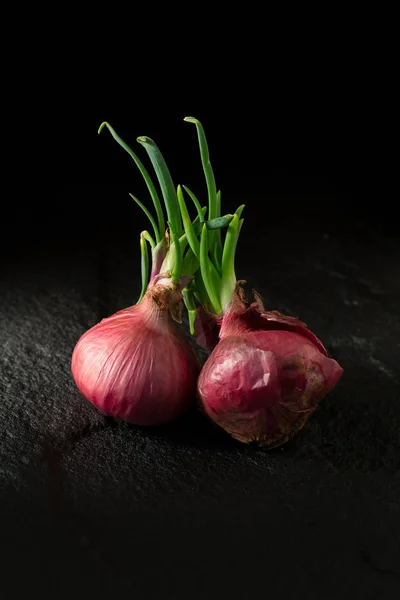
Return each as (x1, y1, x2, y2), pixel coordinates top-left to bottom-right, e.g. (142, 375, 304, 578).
(1, 202, 399, 598)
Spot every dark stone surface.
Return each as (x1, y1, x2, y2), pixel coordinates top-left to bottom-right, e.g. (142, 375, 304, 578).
(1, 189, 399, 598)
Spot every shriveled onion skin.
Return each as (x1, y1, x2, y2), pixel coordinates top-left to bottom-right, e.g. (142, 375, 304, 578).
(194, 307, 223, 352)
(197, 286, 343, 448)
(71, 293, 199, 426)
(198, 330, 343, 447)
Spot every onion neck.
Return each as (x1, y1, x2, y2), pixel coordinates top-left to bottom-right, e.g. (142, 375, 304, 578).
(218, 284, 330, 356)
(141, 275, 184, 324)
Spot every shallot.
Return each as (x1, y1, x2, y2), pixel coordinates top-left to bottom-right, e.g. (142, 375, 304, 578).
(72, 277, 199, 425)
(180, 117, 343, 447)
(71, 122, 200, 424)
(72, 120, 231, 425)
(197, 285, 343, 447)
(72, 115, 344, 446)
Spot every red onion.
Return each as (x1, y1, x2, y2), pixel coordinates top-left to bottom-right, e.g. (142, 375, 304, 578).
(197, 286, 343, 447)
(72, 278, 199, 426)
(89, 116, 344, 448)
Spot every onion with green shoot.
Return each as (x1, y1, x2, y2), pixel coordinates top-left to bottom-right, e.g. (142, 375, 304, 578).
(71, 120, 235, 425)
(71, 116, 343, 448)
(181, 118, 343, 447)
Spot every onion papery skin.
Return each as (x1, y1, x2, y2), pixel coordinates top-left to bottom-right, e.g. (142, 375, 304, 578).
(194, 307, 223, 352)
(197, 287, 343, 448)
(71, 284, 200, 426)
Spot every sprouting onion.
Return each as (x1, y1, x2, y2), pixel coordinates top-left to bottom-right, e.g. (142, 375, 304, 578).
(72, 116, 344, 445)
(98, 120, 236, 314)
(182, 117, 245, 330)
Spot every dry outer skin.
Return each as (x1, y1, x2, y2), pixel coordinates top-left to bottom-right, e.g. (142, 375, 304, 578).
(198, 286, 343, 447)
(198, 331, 343, 447)
(72, 282, 199, 426)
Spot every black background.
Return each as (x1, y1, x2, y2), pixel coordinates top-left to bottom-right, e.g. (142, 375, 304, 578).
(1, 65, 400, 599)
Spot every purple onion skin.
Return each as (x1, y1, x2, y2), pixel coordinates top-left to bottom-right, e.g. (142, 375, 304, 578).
(194, 307, 222, 352)
(197, 288, 343, 448)
(72, 283, 200, 426)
